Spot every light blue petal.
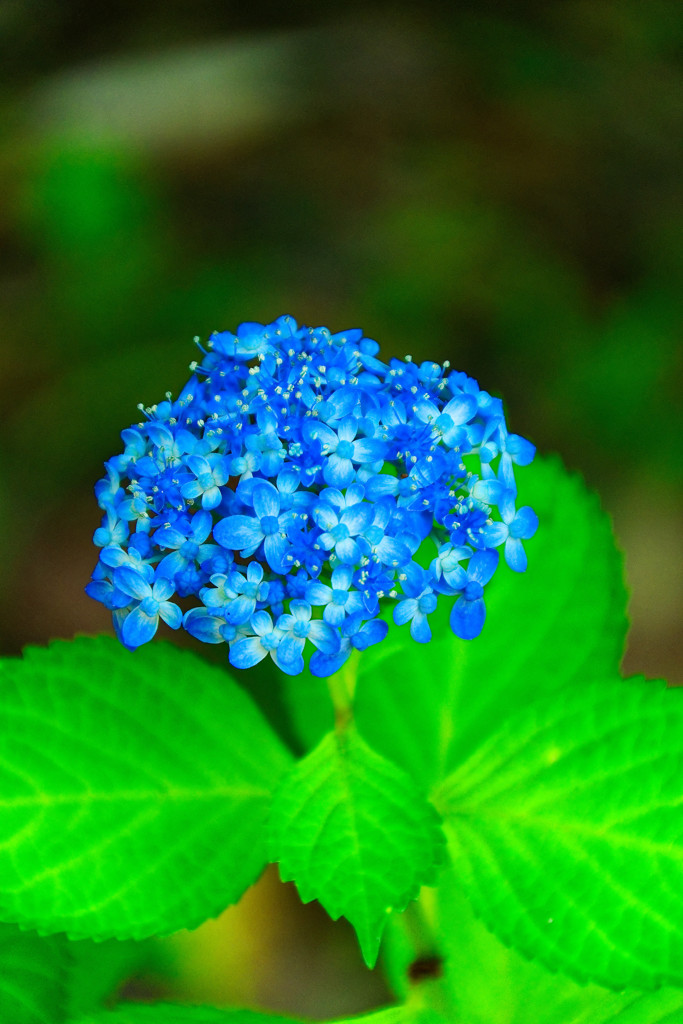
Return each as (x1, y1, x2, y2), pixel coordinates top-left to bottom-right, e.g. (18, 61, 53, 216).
(330, 565, 354, 590)
(340, 502, 374, 535)
(354, 618, 388, 650)
(401, 561, 426, 596)
(155, 551, 186, 580)
(186, 454, 211, 477)
(152, 576, 175, 602)
(304, 420, 338, 450)
(309, 640, 352, 678)
(363, 475, 398, 500)
(442, 393, 478, 425)
(121, 607, 158, 648)
(393, 598, 418, 626)
(511, 506, 539, 539)
(450, 596, 485, 640)
(323, 602, 347, 628)
(337, 418, 358, 443)
(275, 635, 306, 676)
(225, 595, 255, 625)
(252, 480, 281, 519)
(468, 549, 499, 586)
(113, 566, 152, 601)
(335, 537, 360, 564)
(229, 637, 267, 669)
(506, 434, 536, 465)
(264, 532, 289, 572)
(213, 515, 263, 552)
(323, 454, 354, 489)
(156, 527, 187, 550)
(305, 580, 332, 606)
(376, 536, 411, 568)
(352, 438, 386, 463)
(499, 490, 517, 523)
(159, 602, 182, 629)
(345, 483, 366, 505)
(312, 504, 338, 532)
(289, 600, 312, 622)
(180, 481, 203, 501)
(479, 522, 509, 548)
(505, 536, 527, 573)
(472, 479, 504, 505)
(250, 610, 273, 637)
(410, 612, 432, 644)
(246, 561, 265, 584)
(183, 609, 226, 643)
(202, 486, 223, 510)
(308, 620, 340, 654)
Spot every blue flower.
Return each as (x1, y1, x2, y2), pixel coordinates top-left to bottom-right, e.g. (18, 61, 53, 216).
(180, 454, 231, 510)
(154, 509, 217, 589)
(305, 565, 365, 626)
(213, 480, 293, 571)
(112, 566, 182, 648)
(448, 550, 500, 640)
(393, 563, 438, 643)
(229, 611, 284, 670)
(309, 612, 389, 677)
(88, 314, 537, 673)
(275, 600, 339, 675)
(305, 417, 386, 489)
(476, 492, 539, 572)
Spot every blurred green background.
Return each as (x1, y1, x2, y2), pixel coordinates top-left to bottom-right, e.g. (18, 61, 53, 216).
(0, 0, 681, 1018)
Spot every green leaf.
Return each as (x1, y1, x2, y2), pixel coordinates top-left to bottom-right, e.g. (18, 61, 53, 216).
(0, 923, 69, 1023)
(437, 870, 683, 1024)
(435, 675, 683, 990)
(268, 726, 446, 967)
(67, 938, 153, 1017)
(0, 637, 292, 940)
(354, 455, 628, 789)
(71, 1007, 306, 1024)
(72, 1004, 447, 1024)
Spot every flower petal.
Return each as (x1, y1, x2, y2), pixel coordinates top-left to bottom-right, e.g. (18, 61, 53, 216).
(323, 454, 354, 489)
(113, 566, 152, 601)
(450, 596, 486, 640)
(393, 598, 418, 626)
(213, 515, 263, 552)
(252, 481, 281, 519)
(505, 536, 527, 573)
(121, 607, 159, 648)
(229, 637, 267, 669)
(468, 549, 499, 586)
(275, 635, 306, 675)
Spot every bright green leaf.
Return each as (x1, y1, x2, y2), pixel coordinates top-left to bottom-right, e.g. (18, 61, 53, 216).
(67, 937, 153, 1017)
(0, 637, 292, 941)
(72, 1004, 448, 1024)
(72, 1007, 305, 1024)
(354, 455, 627, 789)
(437, 871, 683, 1024)
(0, 923, 69, 1023)
(435, 675, 683, 990)
(269, 726, 446, 967)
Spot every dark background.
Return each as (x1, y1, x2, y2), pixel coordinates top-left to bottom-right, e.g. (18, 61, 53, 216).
(0, 1, 681, 1017)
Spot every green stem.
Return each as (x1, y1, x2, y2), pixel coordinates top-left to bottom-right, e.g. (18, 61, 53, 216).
(326, 648, 360, 729)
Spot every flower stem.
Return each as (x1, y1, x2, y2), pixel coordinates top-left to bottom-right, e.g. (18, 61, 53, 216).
(326, 649, 359, 730)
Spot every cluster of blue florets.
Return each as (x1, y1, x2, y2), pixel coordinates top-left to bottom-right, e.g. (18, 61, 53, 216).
(87, 315, 538, 677)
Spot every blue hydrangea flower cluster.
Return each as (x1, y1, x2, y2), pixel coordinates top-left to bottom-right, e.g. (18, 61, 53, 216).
(87, 315, 538, 677)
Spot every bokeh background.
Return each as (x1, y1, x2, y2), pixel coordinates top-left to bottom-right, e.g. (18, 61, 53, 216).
(1, 1, 682, 1018)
